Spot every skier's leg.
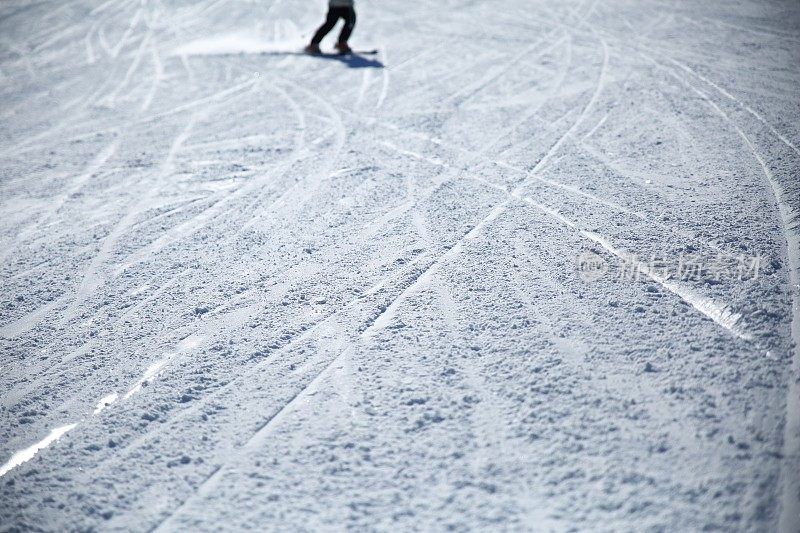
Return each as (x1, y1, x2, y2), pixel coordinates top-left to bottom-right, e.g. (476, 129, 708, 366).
(310, 8, 340, 45)
(337, 8, 356, 45)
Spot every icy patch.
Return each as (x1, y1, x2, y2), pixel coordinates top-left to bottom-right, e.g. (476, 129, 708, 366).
(173, 35, 301, 57)
(0, 424, 77, 478)
(93, 393, 118, 415)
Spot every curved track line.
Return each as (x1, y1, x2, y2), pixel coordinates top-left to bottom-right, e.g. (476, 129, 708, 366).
(102, 29, 152, 107)
(489, 33, 572, 157)
(640, 52, 800, 531)
(140, 37, 164, 112)
(150, 199, 508, 531)
(514, 39, 607, 188)
(60, 113, 200, 325)
(665, 57, 800, 158)
(151, 36, 611, 524)
(108, 6, 143, 59)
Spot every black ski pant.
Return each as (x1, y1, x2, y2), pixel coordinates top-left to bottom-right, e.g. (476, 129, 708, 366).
(311, 7, 356, 45)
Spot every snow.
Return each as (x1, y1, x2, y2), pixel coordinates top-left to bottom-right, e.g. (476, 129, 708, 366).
(172, 35, 301, 58)
(1, 0, 799, 530)
(0, 424, 78, 478)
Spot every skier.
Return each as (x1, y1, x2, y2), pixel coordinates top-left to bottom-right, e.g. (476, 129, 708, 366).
(305, 0, 356, 55)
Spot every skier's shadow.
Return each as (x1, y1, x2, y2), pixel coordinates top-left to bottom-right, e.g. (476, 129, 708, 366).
(260, 51, 384, 69)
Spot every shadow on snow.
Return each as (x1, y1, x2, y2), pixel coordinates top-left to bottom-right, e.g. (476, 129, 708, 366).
(260, 51, 384, 69)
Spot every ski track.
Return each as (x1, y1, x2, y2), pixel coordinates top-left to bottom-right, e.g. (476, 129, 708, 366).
(152, 201, 510, 531)
(0, 138, 118, 266)
(59, 113, 201, 325)
(641, 52, 800, 533)
(0, 333, 205, 479)
(384, 137, 754, 341)
(376, 45, 389, 109)
(1, 0, 798, 530)
(375, 120, 754, 342)
(151, 32, 610, 526)
(2, 75, 335, 408)
(84, 253, 440, 524)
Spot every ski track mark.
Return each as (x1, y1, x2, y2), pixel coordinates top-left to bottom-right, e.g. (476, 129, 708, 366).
(123, 360, 170, 400)
(85, 19, 99, 64)
(641, 52, 800, 533)
(428, 267, 523, 474)
(80, 251, 432, 468)
(583, 111, 608, 140)
(5, 75, 339, 406)
(231, 80, 310, 235)
(141, 37, 164, 112)
(108, 6, 143, 59)
(3, 1, 796, 528)
(61, 114, 200, 325)
(102, 29, 152, 108)
(665, 57, 800, 158)
(379, 127, 753, 340)
(0, 333, 205, 479)
(337, 36, 596, 232)
(582, 228, 750, 338)
(90, 0, 124, 17)
(93, 393, 119, 415)
(355, 67, 372, 109)
(151, 201, 512, 530)
(516, 193, 751, 340)
(0, 295, 69, 339)
(485, 33, 573, 157)
(0, 139, 118, 267)
(592, 15, 800, 159)
(370, 39, 728, 273)
(383, 127, 753, 340)
(125, 258, 442, 530)
(445, 28, 565, 107)
(139, 116, 531, 522)
(514, 39, 608, 187)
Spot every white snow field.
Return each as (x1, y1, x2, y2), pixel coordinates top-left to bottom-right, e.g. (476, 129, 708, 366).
(1, 0, 799, 530)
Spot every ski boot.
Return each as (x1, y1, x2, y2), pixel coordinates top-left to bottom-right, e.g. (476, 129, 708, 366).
(304, 43, 321, 55)
(335, 42, 352, 55)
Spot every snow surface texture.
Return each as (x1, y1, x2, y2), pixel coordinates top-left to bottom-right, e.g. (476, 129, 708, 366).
(1, 0, 799, 531)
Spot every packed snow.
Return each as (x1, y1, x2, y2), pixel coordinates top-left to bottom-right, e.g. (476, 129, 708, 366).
(1, 0, 799, 530)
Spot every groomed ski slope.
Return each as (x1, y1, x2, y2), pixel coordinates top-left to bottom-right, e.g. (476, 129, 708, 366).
(1, 0, 799, 530)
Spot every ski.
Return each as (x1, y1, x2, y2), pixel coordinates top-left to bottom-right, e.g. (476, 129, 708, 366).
(304, 49, 379, 57)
